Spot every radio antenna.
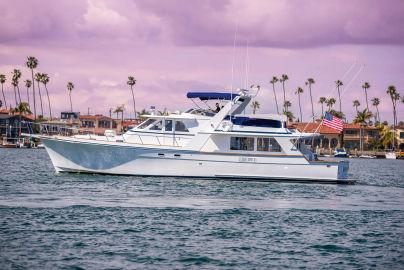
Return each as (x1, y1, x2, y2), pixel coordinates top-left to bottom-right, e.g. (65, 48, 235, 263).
(230, 19, 239, 119)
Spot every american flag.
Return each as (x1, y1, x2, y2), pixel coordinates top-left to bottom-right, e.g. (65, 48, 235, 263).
(323, 112, 343, 132)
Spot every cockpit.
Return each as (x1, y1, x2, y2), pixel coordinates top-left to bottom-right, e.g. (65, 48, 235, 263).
(185, 91, 239, 116)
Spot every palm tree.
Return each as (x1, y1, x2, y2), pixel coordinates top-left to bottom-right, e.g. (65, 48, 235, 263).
(335, 80, 343, 114)
(12, 69, 22, 105)
(371, 97, 380, 123)
(136, 108, 150, 120)
(379, 124, 394, 149)
(26, 56, 38, 120)
(354, 109, 372, 125)
(270, 76, 280, 114)
(326, 98, 336, 111)
(279, 74, 288, 113)
(362, 82, 370, 112)
(0, 74, 7, 109)
(113, 105, 125, 121)
(283, 100, 292, 121)
(67, 82, 74, 112)
(24, 79, 32, 110)
(127, 76, 137, 119)
(295, 87, 304, 122)
(13, 102, 32, 115)
(319, 97, 327, 117)
(386, 85, 400, 149)
(353, 100, 360, 115)
(34, 73, 44, 117)
(120, 105, 125, 121)
(158, 108, 169, 116)
(113, 106, 120, 119)
(41, 74, 52, 119)
(284, 110, 295, 122)
(305, 78, 315, 122)
(354, 109, 372, 152)
(11, 77, 18, 107)
(251, 101, 260, 114)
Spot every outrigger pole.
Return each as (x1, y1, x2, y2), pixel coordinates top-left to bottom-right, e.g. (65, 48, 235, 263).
(291, 61, 360, 149)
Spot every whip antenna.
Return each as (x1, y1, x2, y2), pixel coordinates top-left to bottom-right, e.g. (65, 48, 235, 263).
(230, 19, 239, 119)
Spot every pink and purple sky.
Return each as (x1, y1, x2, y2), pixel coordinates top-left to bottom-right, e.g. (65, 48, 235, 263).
(1, 0, 403, 122)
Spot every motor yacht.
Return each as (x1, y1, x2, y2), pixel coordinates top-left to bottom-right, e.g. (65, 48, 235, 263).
(334, 148, 348, 158)
(38, 90, 351, 183)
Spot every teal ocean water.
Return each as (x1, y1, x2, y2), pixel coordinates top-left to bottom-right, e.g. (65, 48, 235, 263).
(1, 149, 403, 269)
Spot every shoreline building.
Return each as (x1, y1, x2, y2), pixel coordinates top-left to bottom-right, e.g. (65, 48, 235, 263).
(396, 125, 404, 150)
(41, 112, 141, 136)
(290, 121, 380, 152)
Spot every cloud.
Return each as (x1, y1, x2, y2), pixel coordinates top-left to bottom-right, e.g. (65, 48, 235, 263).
(1, 0, 404, 48)
(0, 0, 403, 122)
(82, 0, 129, 28)
(135, 0, 404, 48)
(89, 78, 119, 87)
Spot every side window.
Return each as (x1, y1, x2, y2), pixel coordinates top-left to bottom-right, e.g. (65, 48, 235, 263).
(150, 120, 163, 131)
(175, 121, 189, 132)
(230, 137, 254, 151)
(257, 138, 269, 151)
(137, 119, 154, 129)
(165, 120, 173, 131)
(257, 138, 282, 152)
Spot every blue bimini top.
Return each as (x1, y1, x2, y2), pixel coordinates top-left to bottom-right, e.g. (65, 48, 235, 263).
(186, 92, 239, 101)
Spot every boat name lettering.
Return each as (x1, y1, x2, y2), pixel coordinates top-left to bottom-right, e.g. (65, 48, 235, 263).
(239, 156, 257, 163)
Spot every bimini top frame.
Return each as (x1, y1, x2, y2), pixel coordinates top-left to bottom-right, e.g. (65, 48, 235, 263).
(186, 92, 240, 101)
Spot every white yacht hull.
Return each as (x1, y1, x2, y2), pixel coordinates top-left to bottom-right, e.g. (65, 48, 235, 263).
(42, 136, 351, 184)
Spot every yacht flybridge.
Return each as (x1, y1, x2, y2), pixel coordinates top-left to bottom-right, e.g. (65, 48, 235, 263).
(40, 90, 350, 183)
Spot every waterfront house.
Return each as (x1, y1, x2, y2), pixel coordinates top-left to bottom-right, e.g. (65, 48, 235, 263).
(0, 114, 34, 141)
(60, 111, 80, 123)
(342, 123, 380, 151)
(78, 115, 116, 135)
(396, 126, 404, 150)
(40, 113, 142, 136)
(290, 121, 380, 151)
(289, 122, 340, 149)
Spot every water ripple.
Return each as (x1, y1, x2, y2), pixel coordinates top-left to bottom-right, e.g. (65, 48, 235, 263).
(0, 149, 403, 269)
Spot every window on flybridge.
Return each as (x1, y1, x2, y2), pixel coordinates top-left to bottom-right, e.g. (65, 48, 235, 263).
(136, 118, 155, 129)
(175, 121, 189, 132)
(257, 138, 282, 152)
(165, 120, 173, 131)
(150, 120, 163, 131)
(230, 137, 254, 151)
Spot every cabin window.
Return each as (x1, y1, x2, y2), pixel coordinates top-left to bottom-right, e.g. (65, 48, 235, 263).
(257, 138, 282, 152)
(230, 137, 254, 151)
(137, 119, 154, 129)
(165, 120, 173, 131)
(175, 121, 189, 132)
(150, 120, 163, 131)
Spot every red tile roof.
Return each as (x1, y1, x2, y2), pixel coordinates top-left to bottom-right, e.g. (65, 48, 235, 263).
(290, 121, 380, 134)
(122, 120, 140, 127)
(289, 122, 341, 134)
(0, 108, 11, 114)
(343, 123, 378, 130)
(79, 115, 113, 120)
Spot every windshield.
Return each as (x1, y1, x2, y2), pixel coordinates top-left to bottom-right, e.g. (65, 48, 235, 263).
(136, 119, 155, 129)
